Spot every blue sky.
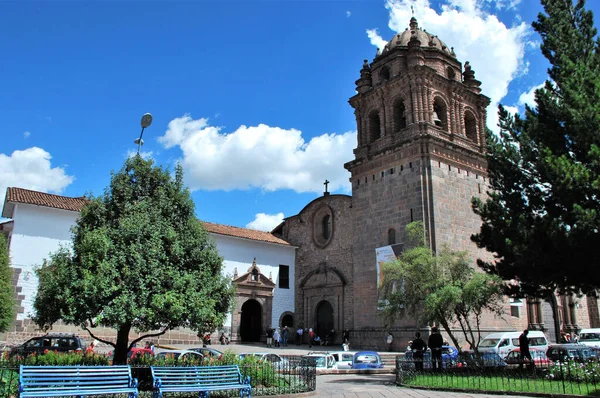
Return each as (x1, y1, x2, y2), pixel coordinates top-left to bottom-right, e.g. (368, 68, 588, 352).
(2, 0, 599, 231)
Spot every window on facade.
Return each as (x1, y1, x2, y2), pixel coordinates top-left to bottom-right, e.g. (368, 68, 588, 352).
(433, 97, 448, 131)
(369, 111, 382, 141)
(394, 98, 407, 131)
(511, 306, 520, 318)
(322, 215, 331, 240)
(251, 268, 259, 282)
(380, 66, 390, 81)
(388, 228, 396, 245)
(465, 111, 478, 142)
(279, 265, 289, 289)
(447, 66, 456, 80)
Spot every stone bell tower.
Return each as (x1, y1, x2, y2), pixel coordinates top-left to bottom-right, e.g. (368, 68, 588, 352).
(344, 17, 499, 332)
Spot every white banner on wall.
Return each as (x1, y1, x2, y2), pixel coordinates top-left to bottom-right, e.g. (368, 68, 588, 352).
(375, 243, 403, 309)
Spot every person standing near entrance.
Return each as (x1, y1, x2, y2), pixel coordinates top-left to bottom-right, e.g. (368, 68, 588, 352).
(308, 328, 315, 348)
(282, 326, 289, 346)
(266, 326, 274, 348)
(296, 327, 303, 345)
(428, 327, 444, 371)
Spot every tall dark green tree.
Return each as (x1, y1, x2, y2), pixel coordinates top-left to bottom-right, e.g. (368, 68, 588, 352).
(472, 0, 600, 296)
(33, 156, 235, 364)
(0, 235, 15, 333)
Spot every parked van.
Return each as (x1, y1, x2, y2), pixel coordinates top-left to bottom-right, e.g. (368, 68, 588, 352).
(477, 331, 549, 359)
(578, 328, 600, 347)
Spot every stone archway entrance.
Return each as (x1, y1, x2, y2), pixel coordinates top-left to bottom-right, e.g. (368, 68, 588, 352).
(315, 300, 334, 339)
(281, 314, 294, 328)
(240, 299, 262, 342)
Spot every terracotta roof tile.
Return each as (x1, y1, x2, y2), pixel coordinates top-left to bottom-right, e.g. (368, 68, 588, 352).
(4, 187, 290, 246)
(201, 221, 290, 246)
(5, 187, 88, 212)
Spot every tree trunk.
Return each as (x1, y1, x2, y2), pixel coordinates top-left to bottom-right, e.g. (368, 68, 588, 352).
(112, 323, 132, 365)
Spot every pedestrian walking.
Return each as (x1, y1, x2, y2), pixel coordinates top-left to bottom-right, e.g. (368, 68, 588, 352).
(519, 329, 533, 369)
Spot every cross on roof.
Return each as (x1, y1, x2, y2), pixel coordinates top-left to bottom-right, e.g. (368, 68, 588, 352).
(324, 180, 330, 194)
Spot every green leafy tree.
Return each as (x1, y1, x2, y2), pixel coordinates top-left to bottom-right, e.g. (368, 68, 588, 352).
(472, 0, 600, 296)
(0, 235, 15, 332)
(380, 222, 505, 351)
(33, 156, 235, 364)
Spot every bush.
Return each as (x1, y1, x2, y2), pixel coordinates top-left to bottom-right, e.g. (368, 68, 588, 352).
(1, 350, 110, 366)
(546, 360, 600, 383)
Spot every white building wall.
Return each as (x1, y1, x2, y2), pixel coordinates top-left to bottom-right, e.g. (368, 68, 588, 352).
(9, 204, 79, 320)
(209, 234, 295, 328)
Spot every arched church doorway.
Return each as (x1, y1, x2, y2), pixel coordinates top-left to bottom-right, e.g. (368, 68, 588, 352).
(240, 299, 262, 342)
(281, 314, 294, 328)
(315, 300, 334, 339)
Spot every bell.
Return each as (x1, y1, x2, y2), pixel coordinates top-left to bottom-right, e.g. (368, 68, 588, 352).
(433, 111, 442, 126)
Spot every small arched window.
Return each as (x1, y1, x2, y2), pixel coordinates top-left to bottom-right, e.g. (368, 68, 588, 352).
(447, 67, 456, 80)
(393, 98, 407, 131)
(433, 97, 448, 131)
(465, 111, 478, 142)
(380, 66, 390, 82)
(369, 110, 382, 142)
(251, 268, 259, 282)
(388, 228, 396, 245)
(322, 215, 331, 240)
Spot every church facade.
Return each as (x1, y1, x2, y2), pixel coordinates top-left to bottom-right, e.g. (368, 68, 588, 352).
(273, 17, 600, 350)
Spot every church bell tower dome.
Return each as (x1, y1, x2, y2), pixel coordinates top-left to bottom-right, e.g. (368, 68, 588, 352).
(380, 17, 456, 58)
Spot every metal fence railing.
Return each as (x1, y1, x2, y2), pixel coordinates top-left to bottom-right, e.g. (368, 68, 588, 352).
(396, 356, 600, 396)
(0, 357, 316, 398)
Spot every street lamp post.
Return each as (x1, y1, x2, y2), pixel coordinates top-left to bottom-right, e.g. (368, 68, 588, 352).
(135, 113, 153, 155)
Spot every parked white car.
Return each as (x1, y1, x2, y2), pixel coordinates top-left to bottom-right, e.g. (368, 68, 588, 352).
(301, 353, 337, 370)
(579, 329, 600, 348)
(330, 351, 356, 369)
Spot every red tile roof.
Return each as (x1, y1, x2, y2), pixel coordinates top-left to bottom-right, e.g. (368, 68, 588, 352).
(5, 187, 88, 212)
(201, 221, 290, 246)
(4, 187, 291, 246)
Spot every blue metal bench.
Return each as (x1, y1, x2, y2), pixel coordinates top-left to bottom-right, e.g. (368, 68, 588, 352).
(151, 365, 251, 398)
(18, 365, 139, 398)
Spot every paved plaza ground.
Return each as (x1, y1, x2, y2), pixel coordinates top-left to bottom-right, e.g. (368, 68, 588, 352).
(162, 343, 533, 397)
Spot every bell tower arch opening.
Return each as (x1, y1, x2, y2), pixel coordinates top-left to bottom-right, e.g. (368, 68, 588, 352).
(465, 110, 478, 142)
(393, 97, 407, 132)
(369, 110, 382, 142)
(240, 299, 263, 342)
(315, 300, 334, 339)
(433, 96, 449, 131)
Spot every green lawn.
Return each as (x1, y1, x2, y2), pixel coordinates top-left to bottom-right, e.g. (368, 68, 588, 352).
(403, 373, 600, 396)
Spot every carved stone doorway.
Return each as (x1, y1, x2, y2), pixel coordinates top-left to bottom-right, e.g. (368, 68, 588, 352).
(315, 300, 334, 338)
(240, 299, 262, 342)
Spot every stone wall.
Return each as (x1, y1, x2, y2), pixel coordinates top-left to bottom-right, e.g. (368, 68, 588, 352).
(281, 194, 354, 340)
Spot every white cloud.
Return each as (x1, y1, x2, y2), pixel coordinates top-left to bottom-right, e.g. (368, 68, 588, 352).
(159, 115, 355, 194)
(23, 131, 31, 139)
(371, 0, 530, 132)
(246, 212, 285, 232)
(125, 149, 153, 160)
(346, 10, 352, 18)
(366, 29, 388, 51)
(0, 147, 75, 209)
(518, 82, 545, 108)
